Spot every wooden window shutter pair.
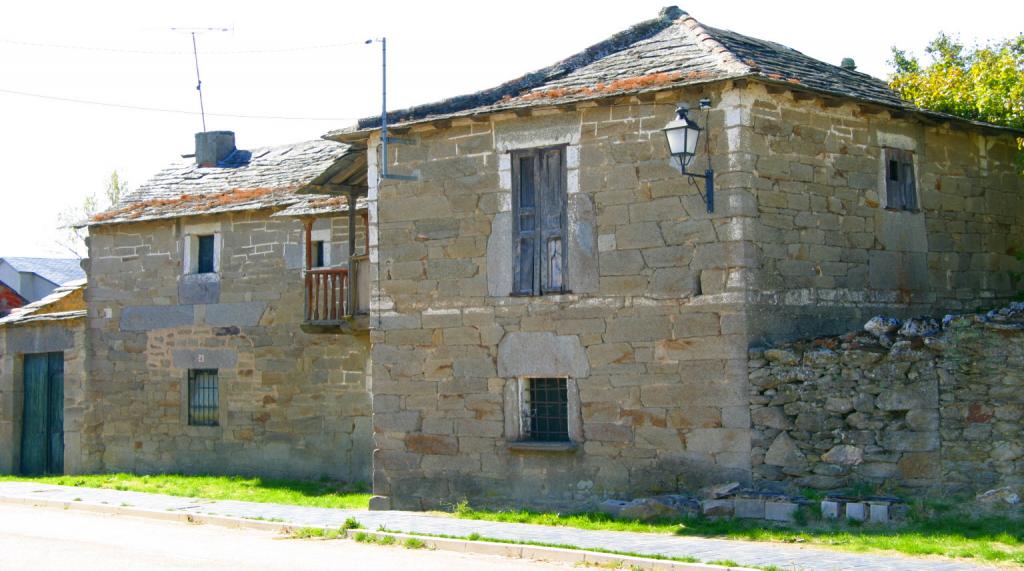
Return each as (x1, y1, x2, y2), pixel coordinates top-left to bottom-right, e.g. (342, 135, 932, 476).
(884, 148, 918, 211)
(511, 146, 568, 295)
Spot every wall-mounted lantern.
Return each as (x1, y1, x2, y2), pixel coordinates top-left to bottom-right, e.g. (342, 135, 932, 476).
(663, 98, 714, 213)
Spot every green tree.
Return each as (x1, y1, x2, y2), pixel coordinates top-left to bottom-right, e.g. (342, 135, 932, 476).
(889, 32, 1024, 170)
(57, 171, 127, 258)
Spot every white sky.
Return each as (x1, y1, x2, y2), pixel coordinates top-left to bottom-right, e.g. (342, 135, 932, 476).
(1, 0, 1021, 258)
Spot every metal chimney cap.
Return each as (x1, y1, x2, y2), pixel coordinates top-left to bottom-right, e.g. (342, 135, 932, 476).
(840, 58, 857, 71)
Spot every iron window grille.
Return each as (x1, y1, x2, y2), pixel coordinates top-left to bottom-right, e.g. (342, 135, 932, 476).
(187, 369, 219, 427)
(526, 378, 570, 442)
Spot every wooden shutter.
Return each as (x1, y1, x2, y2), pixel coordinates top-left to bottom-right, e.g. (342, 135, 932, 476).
(511, 146, 567, 295)
(884, 148, 917, 211)
(512, 151, 538, 295)
(884, 148, 901, 209)
(900, 150, 917, 210)
(539, 147, 567, 293)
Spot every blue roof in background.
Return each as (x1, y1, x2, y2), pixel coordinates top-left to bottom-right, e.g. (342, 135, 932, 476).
(1, 257, 85, 286)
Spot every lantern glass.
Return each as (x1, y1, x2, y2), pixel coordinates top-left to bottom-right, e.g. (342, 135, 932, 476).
(662, 107, 702, 168)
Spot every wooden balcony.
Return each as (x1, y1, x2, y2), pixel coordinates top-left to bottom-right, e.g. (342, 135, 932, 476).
(302, 258, 370, 333)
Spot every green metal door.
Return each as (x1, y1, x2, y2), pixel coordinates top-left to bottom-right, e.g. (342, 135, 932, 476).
(19, 352, 64, 476)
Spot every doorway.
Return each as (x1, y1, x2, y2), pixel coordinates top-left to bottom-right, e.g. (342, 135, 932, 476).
(20, 352, 64, 475)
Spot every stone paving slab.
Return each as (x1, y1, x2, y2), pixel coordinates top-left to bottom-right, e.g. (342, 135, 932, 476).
(0, 482, 998, 571)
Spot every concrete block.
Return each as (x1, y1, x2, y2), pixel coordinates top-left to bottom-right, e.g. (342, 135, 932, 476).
(368, 495, 391, 511)
(845, 502, 866, 521)
(120, 305, 195, 331)
(734, 498, 765, 519)
(179, 273, 220, 304)
(868, 502, 889, 524)
(821, 500, 840, 519)
(765, 501, 798, 522)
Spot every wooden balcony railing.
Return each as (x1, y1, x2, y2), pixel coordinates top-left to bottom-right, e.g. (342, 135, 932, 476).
(305, 268, 348, 323)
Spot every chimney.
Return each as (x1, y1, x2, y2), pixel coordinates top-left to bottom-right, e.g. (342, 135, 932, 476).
(195, 131, 236, 167)
(840, 58, 857, 71)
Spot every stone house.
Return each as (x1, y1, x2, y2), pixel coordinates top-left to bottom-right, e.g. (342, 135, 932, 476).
(0, 280, 88, 475)
(0, 133, 376, 479)
(325, 7, 1024, 509)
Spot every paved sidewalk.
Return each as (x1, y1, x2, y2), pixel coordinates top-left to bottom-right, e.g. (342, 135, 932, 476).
(0, 482, 995, 571)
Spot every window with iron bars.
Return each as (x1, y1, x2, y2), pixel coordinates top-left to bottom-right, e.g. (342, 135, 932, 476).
(187, 369, 219, 427)
(525, 378, 570, 442)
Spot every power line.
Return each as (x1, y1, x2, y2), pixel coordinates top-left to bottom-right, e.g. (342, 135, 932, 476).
(0, 37, 367, 55)
(0, 87, 359, 121)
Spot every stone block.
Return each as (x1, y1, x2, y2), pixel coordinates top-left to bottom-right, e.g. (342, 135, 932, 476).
(171, 349, 238, 370)
(368, 496, 392, 511)
(205, 302, 267, 327)
(765, 501, 799, 522)
(486, 212, 513, 296)
(845, 502, 866, 521)
(497, 332, 589, 378)
(179, 273, 220, 305)
(734, 498, 765, 519)
(120, 305, 195, 331)
(701, 499, 734, 517)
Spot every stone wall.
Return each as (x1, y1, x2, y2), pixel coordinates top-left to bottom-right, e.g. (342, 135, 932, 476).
(0, 319, 93, 474)
(737, 83, 1024, 343)
(84, 210, 372, 481)
(750, 305, 1024, 493)
(367, 85, 761, 510)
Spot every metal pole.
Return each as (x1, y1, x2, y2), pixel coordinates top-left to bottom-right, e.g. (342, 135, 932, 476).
(191, 32, 207, 132)
(380, 37, 388, 179)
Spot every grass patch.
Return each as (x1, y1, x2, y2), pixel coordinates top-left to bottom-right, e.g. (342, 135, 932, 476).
(450, 505, 1024, 566)
(403, 537, 426, 549)
(0, 473, 371, 510)
(291, 527, 345, 540)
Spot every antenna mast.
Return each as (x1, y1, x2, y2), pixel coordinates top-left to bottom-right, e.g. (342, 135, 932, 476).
(171, 26, 230, 132)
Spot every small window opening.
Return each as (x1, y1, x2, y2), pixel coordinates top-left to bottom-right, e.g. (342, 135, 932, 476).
(313, 241, 326, 268)
(188, 369, 219, 426)
(526, 378, 569, 442)
(197, 235, 215, 274)
(888, 160, 900, 181)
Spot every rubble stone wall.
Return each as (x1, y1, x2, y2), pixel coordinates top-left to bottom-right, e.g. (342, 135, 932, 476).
(750, 306, 1024, 493)
(84, 210, 372, 481)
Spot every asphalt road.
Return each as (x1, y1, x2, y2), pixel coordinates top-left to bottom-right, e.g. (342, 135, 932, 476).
(0, 503, 570, 571)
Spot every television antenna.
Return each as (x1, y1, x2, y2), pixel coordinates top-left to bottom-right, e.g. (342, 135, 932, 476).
(171, 26, 231, 132)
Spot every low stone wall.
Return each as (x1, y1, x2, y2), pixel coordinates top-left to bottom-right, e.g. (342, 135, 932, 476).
(749, 303, 1024, 494)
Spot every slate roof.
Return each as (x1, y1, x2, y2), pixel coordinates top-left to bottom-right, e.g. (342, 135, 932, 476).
(0, 278, 86, 327)
(0, 257, 85, 286)
(272, 195, 368, 218)
(88, 139, 361, 226)
(327, 6, 1018, 138)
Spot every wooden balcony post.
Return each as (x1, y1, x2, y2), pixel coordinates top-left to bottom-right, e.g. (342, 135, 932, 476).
(303, 219, 313, 321)
(346, 190, 357, 317)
